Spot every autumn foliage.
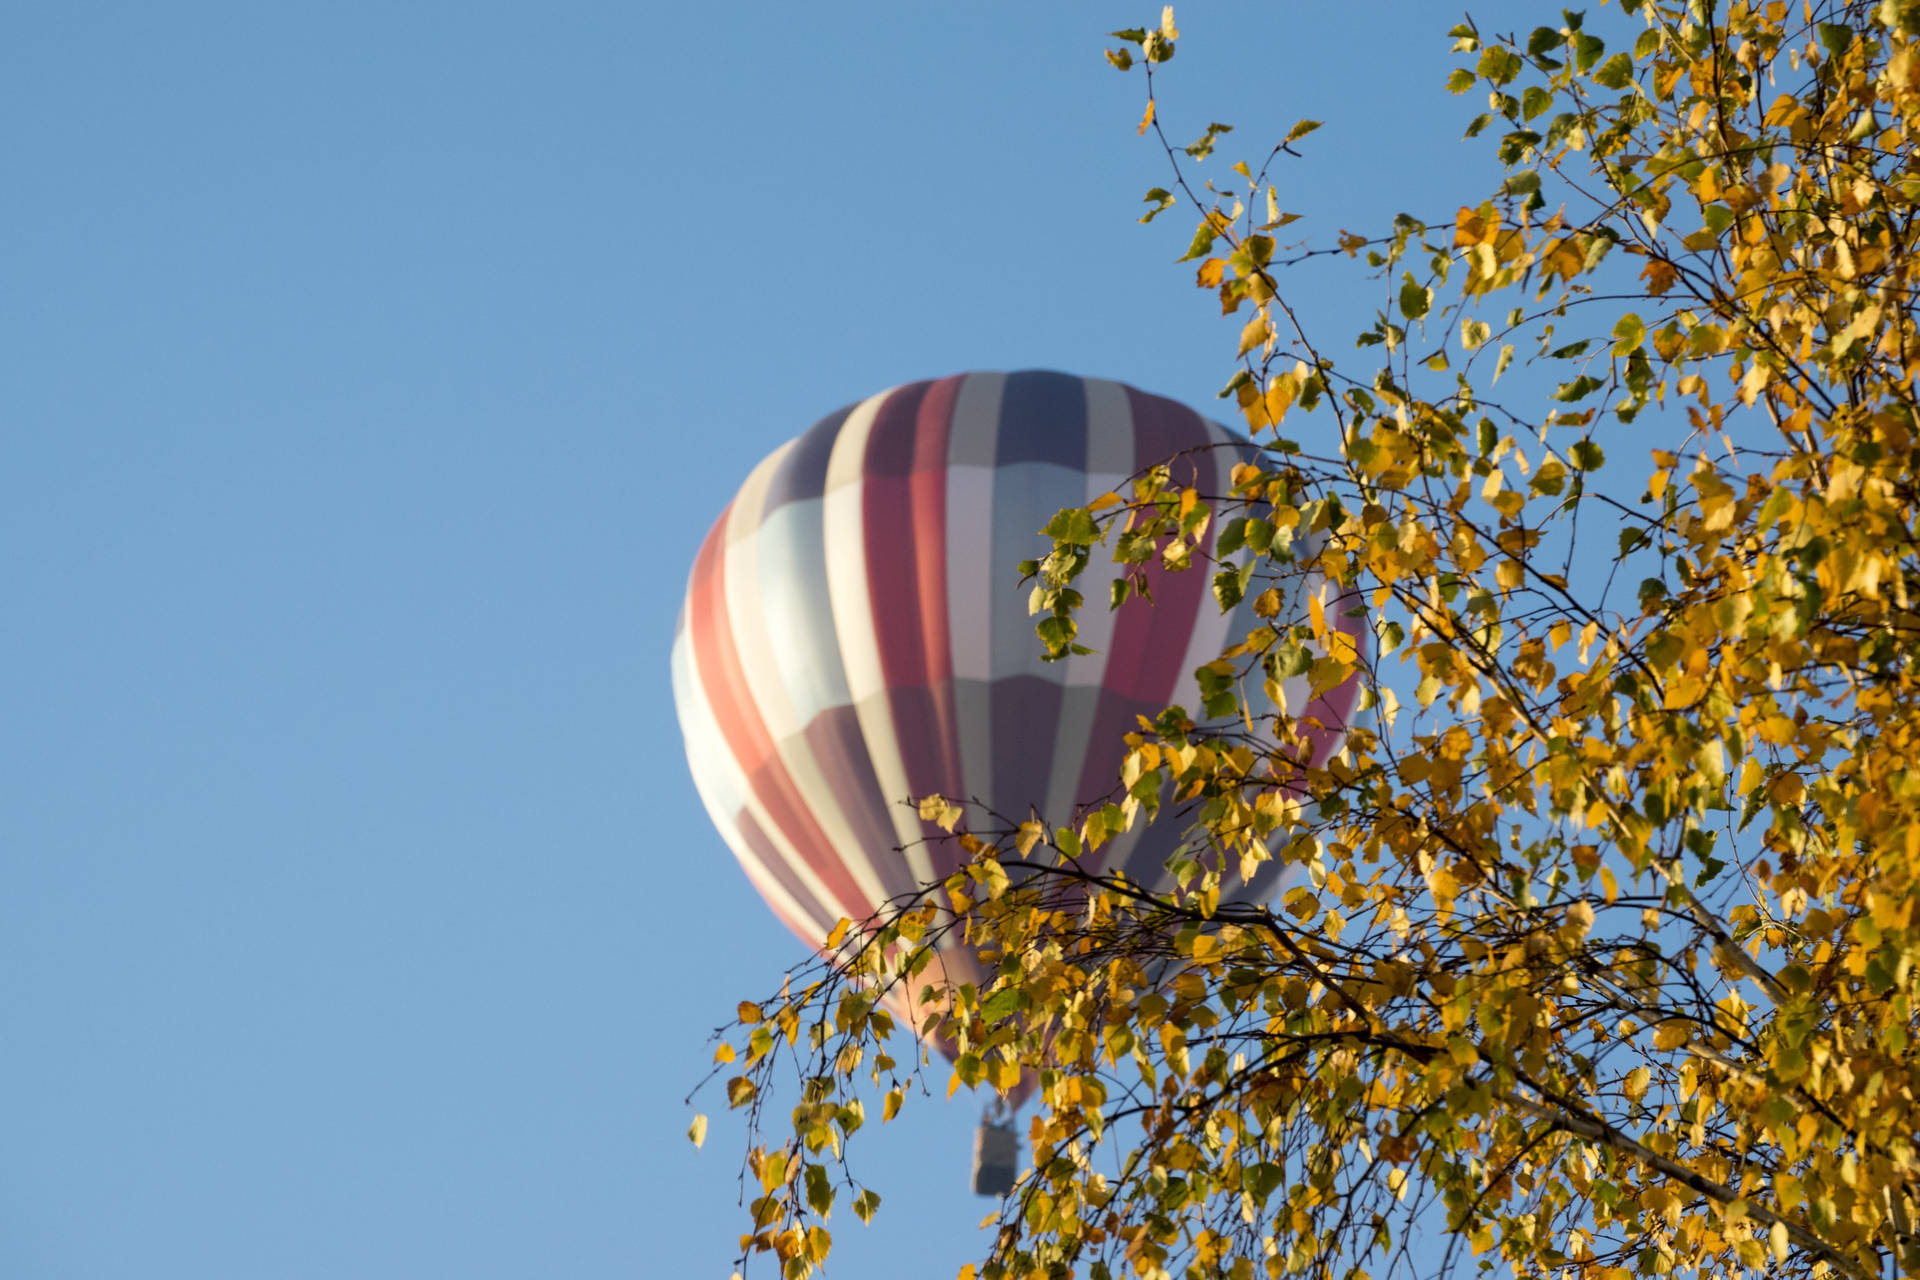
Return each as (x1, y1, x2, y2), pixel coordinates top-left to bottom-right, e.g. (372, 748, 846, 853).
(698, 4, 1920, 1279)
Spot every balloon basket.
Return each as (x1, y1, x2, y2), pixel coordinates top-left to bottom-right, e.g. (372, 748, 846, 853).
(971, 1117, 1019, 1196)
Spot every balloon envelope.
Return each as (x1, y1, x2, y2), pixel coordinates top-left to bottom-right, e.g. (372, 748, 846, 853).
(671, 371, 1364, 1085)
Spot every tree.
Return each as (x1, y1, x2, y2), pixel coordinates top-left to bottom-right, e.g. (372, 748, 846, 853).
(694, 4, 1920, 1278)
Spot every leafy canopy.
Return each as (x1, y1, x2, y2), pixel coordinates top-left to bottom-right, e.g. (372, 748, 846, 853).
(696, 4, 1920, 1280)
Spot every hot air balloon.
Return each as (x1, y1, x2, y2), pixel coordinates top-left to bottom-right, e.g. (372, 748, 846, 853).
(670, 370, 1364, 1191)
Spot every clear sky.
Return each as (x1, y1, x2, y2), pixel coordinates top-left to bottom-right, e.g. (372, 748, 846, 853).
(3, 4, 1544, 1277)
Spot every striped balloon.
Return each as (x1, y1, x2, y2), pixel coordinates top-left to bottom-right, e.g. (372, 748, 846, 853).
(671, 371, 1365, 1072)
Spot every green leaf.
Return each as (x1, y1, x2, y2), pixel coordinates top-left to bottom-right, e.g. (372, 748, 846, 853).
(1592, 52, 1634, 89)
(1244, 1161, 1284, 1205)
(1572, 32, 1604, 72)
(1178, 222, 1219, 262)
(1818, 22, 1853, 57)
(1272, 639, 1311, 679)
(1139, 187, 1176, 223)
(1284, 119, 1324, 144)
(1185, 122, 1234, 160)
(1036, 614, 1074, 655)
(1398, 273, 1432, 320)
(1477, 46, 1522, 85)
(1611, 311, 1645, 353)
(1502, 170, 1542, 197)
(1521, 85, 1553, 120)
(1527, 26, 1563, 56)
(1552, 375, 1604, 402)
(980, 986, 1025, 1022)
(1756, 487, 1794, 530)
(1446, 67, 1476, 93)
(1569, 440, 1606, 470)
(1043, 507, 1101, 544)
(806, 1162, 835, 1216)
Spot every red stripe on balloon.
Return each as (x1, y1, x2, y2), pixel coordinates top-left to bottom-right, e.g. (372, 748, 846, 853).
(861, 380, 934, 690)
(732, 806, 840, 942)
(687, 510, 872, 933)
(799, 705, 920, 906)
(1068, 389, 1218, 830)
(1094, 389, 1215, 705)
(864, 377, 975, 881)
(910, 375, 970, 878)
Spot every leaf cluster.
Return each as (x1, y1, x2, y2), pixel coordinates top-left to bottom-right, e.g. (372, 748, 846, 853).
(700, 5, 1920, 1280)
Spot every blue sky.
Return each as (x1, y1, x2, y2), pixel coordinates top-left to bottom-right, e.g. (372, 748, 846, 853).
(3, 4, 1546, 1276)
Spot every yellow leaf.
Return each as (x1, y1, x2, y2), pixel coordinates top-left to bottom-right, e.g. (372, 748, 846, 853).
(1641, 257, 1679, 295)
(714, 1042, 736, 1064)
(1138, 97, 1156, 136)
(1454, 203, 1498, 247)
(1770, 1220, 1789, 1264)
(688, 1114, 708, 1148)
(1238, 312, 1272, 357)
(917, 794, 964, 831)
(1262, 369, 1301, 428)
(738, 1002, 764, 1025)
